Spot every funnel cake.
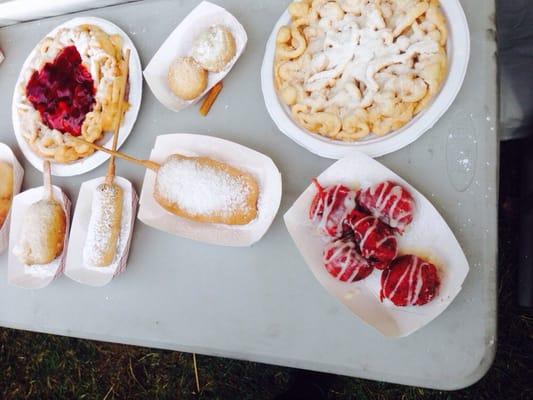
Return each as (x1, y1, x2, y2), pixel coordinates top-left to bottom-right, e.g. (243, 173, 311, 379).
(15, 24, 130, 163)
(274, 0, 448, 141)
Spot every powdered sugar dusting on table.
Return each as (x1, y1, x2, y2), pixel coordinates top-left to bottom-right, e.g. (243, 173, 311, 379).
(156, 157, 252, 217)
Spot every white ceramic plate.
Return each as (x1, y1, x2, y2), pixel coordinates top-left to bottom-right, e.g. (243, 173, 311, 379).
(65, 176, 138, 287)
(12, 16, 143, 176)
(8, 186, 71, 289)
(143, 1, 247, 112)
(138, 134, 282, 247)
(261, 0, 470, 159)
(0, 143, 24, 254)
(284, 154, 469, 337)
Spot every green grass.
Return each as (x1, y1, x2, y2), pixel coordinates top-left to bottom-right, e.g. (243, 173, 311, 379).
(0, 142, 531, 399)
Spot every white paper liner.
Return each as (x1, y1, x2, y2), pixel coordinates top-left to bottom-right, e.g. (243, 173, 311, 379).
(143, 1, 248, 112)
(8, 186, 71, 289)
(0, 143, 24, 254)
(12, 16, 143, 177)
(64, 176, 138, 287)
(138, 134, 282, 247)
(284, 154, 469, 337)
(260, 0, 470, 159)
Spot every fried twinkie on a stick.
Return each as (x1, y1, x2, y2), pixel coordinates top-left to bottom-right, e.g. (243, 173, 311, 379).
(84, 183, 123, 267)
(14, 162, 66, 265)
(0, 161, 14, 228)
(83, 49, 130, 267)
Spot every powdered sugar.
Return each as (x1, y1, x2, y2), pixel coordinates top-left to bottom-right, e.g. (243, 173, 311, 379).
(83, 183, 125, 268)
(191, 25, 235, 71)
(155, 157, 252, 217)
(13, 199, 64, 265)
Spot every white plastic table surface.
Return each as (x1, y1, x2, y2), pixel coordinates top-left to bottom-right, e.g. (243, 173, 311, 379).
(0, 0, 497, 390)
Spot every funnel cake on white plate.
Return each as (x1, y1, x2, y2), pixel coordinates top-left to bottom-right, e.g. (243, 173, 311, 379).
(274, 0, 448, 141)
(15, 24, 130, 163)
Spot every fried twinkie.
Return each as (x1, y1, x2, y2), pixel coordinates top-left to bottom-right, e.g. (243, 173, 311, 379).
(84, 183, 123, 267)
(154, 155, 258, 225)
(13, 162, 66, 265)
(67, 138, 260, 226)
(0, 161, 14, 228)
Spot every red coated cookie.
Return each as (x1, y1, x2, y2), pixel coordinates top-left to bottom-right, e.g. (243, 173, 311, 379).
(323, 237, 374, 282)
(309, 179, 356, 238)
(344, 209, 398, 269)
(357, 181, 414, 234)
(380, 255, 440, 306)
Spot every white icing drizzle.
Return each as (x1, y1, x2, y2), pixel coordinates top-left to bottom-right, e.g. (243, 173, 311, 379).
(310, 183, 356, 237)
(382, 255, 433, 305)
(350, 214, 397, 259)
(362, 181, 413, 231)
(324, 238, 369, 281)
(297, 1, 441, 113)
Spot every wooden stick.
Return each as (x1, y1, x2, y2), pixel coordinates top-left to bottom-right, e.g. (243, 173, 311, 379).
(70, 136, 160, 172)
(106, 48, 131, 185)
(43, 160, 53, 200)
(193, 353, 200, 393)
(199, 81, 223, 116)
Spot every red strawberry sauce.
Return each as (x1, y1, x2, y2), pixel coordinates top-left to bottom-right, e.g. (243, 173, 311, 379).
(25, 45, 95, 136)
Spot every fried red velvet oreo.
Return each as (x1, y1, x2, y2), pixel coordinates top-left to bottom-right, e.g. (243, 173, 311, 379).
(309, 179, 356, 238)
(380, 255, 440, 306)
(344, 209, 398, 269)
(323, 237, 374, 282)
(357, 181, 414, 234)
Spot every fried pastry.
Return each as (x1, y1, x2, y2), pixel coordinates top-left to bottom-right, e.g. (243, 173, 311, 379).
(16, 25, 130, 163)
(154, 155, 258, 225)
(380, 255, 440, 306)
(83, 182, 124, 267)
(167, 56, 208, 100)
(275, 0, 448, 140)
(0, 161, 13, 228)
(14, 198, 66, 265)
(13, 162, 66, 265)
(192, 25, 236, 72)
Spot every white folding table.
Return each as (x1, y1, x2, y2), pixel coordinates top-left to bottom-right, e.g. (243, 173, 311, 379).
(0, 0, 497, 390)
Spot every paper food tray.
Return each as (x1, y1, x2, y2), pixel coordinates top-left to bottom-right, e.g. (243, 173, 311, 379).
(138, 133, 282, 247)
(0, 143, 24, 254)
(8, 186, 71, 289)
(65, 176, 138, 287)
(12, 16, 143, 177)
(284, 154, 470, 337)
(260, 0, 470, 158)
(143, 1, 248, 112)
